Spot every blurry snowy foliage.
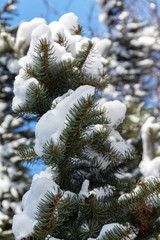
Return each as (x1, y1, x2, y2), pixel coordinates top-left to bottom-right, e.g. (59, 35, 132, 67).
(0, 1, 35, 238)
(96, 0, 160, 177)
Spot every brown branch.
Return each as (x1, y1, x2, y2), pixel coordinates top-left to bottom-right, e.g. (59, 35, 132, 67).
(41, 42, 49, 82)
(21, 153, 38, 159)
(148, 127, 155, 158)
(33, 87, 40, 105)
(104, 150, 121, 162)
(78, 80, 104, 88)
(132, 203, 155, 238)
(79, 42, 93, 71)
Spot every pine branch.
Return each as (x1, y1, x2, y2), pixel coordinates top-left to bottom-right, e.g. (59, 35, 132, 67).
(55, 33, 70, 51)
(32, 191, 79, 240)
(79, 220, 102, 239)
(118, 178, 160, 208)
(99, 225, 132, 240)
(14, 82, 52, 117)
(33, 191, 63, 240)
(73, 41, 95, 71)
(71, 24, 83, 35)
(24, 38, 56, 90)
(79, 194, 108, 225)
(19, 145, 40, 166)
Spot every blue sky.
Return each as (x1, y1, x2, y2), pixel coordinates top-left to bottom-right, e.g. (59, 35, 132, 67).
(3, 0, 106, 38)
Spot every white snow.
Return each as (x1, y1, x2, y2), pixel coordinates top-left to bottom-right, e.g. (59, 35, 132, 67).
(86, 99, 131, 157)
(92, 37, 112, 56)
(109, 129, 132, 156)
(15, 18, 47, 54)
(89, 186, 113, 198)
(139, 117, 160, 177)
(99, 99, 126, 128)
(12, 168, 59, 240)
(138, 59, 153, 67)
(0, 102, 7, 112)
(150, 3, 156, 10)
(12, 167, 91, 240)
(119, 11, 129, 20)
(132, 36, 155, 46)
(12, 214, 35, 240)
(79, 179, 89, 197)
(12, 69, 39, 111)
(6, 4, 17, 11)
(34, 85, 95, 156)
(7, 58, 20, 74)
(59, 12, 78, 32)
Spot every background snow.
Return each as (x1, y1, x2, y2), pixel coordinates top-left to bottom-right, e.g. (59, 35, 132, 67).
(139, 117, 160, 177)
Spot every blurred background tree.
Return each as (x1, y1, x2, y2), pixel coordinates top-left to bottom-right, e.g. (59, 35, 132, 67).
(0, 1, 34, 238)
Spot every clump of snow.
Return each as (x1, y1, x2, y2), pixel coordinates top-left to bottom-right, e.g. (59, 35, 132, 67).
(92, 37, 112, 56)
(34, 85, 95, 156)
(90, 186, 113, 198)
(97, 98, 132, 156)
(150, 3, 156, 10)
(79, 179, 89, 197)
(12, 12, 108, 111)
(1, 114, 22, 129)
(119, 11, 129, 20)
(0, 102, 7, 112)
(138, 59, 153, 67)
(0, 31, 15, 54)
(131, 36, 155, 47)
(109, 129, 132, 156)
(59, 12, 78, 32)
(12, 168, 91, 240)
(6, 4, 17, 11)
(12, 69, 38, 110)
(15, 18, 47, 54)
(99, 99, 126, 128)
(7, 58, 20, 74)
(12, 168, 59, 240)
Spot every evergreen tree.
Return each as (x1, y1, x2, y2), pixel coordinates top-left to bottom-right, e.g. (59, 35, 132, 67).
(12, 13, 160, 240)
